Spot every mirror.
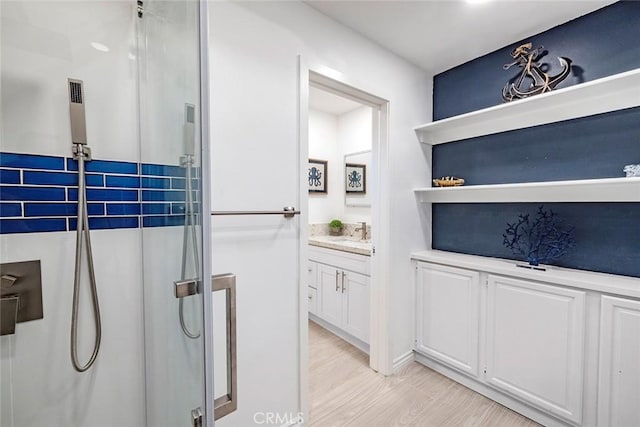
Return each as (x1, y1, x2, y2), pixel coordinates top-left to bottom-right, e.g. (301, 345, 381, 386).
(344, 150, 371, 207)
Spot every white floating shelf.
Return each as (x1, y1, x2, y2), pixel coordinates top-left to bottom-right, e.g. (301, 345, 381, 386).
(414, 68, 640, 145)
(414, 177, 640, 203)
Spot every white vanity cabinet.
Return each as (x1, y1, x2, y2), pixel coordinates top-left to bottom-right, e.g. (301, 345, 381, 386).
(309, 245, 370, 347)
(412, 251, 640, 427)
(597, 296, 640, 427)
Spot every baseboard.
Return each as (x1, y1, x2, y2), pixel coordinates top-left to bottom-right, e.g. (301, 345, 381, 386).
(392, 350, 415, 373)
(414, 352, 571, 427)
(309, 314, 369, 354)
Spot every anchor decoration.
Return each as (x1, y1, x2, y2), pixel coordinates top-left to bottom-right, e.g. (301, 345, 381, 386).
(502, 42, 572, 102)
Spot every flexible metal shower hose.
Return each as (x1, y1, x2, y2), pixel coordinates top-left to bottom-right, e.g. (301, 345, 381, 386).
(71, 144, 102, 372)
(180, 155, 201, 339)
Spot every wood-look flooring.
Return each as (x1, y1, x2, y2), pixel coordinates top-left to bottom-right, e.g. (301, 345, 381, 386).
(308, 321, 540, 427)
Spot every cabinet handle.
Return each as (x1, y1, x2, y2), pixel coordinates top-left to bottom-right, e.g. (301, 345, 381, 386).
(308, 267, 313, 272)
(335, 270, 340, 291)
(341, 271, 346, 293)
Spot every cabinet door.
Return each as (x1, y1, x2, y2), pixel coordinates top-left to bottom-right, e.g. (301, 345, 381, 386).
(598, 296, 640, 427)
(415, 262, 480, 376)
(342, 271, 369, 343)
(486, 275, 585, 424)
(317, 263, 342, 327)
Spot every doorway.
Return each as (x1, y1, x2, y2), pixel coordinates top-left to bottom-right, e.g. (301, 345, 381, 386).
(298, 66, 391, 421)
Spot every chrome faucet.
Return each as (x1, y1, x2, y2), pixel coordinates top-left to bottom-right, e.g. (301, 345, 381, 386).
(355, 221, 367, 241)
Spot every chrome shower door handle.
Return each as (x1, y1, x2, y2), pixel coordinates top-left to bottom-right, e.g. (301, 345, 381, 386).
(174, 279, 199, 298)
(212, 273, 237, 420)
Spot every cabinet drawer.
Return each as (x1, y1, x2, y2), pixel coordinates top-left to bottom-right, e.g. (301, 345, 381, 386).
(308, 261, 317, 289)
(308, 245, 370, 276)
(308, 286, 318, 315)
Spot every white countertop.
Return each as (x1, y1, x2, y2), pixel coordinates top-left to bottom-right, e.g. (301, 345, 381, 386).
(411, 250, 640, 299)
(309, 235, 372, 256)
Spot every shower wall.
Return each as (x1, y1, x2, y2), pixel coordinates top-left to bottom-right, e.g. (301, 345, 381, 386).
(0, 3, 144, 426)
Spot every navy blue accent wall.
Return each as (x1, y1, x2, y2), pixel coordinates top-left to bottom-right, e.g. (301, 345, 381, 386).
(433, 106, 640, 185)
(434, 203, 640, 278)
(430, 1, 640, 277)
(433, 1, 640, 120)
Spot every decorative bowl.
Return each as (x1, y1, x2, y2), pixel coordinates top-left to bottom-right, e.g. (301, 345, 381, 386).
(432, 176, 465, 187)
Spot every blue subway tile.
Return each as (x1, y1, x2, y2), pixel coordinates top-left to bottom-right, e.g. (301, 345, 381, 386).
(69, 216, 139, 230)
(1, 218, 67, 234)
(142, 215, 185, 227)
(105, 175, 140, 188)
(67, 158, 138, 175)
(171, 178, 186, 189)
(0, 203, 22, 217)
(22, 171, 104, 187)
(171, 203, 185, 215)
(68, 188, 138, 202)
(1, 186, 65, 201)
(0, 152, 65, 171)
(24, 202, 104, 217)
(0, 169, 20, 184)
(86, 174, 105, 187)
(141, 190, 185, 202)
(142, 203, 171, 215)
(141, 177, 170, 189)
(141, 163, 185, 177)
(24, 171, 76, 186)
(106, 203, 141, 216)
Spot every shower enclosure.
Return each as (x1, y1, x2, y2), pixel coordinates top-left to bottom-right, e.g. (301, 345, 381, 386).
(0, 1, 214, 426)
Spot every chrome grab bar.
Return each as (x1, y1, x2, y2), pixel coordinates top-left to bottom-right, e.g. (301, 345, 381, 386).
(211, 207, 300, 218)
(213, 273, 237, 420)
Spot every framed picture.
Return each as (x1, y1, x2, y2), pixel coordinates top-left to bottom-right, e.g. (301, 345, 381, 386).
(345, 163, 366, 194)
(308, 159, 327, 193)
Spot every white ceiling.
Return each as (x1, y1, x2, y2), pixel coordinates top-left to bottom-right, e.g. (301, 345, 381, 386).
(305, 0, 615, 74)
(309, 85, 364, 115)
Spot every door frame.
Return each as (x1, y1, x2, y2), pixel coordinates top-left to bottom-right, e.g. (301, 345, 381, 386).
(297, 57, 392, 421)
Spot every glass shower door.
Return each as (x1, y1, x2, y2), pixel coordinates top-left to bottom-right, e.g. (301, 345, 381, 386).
(136, 1, 208, 425)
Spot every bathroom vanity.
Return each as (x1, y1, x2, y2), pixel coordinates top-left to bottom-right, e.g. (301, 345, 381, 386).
(308, 238, 371, 353)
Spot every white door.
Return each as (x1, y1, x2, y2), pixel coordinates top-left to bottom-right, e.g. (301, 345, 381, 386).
(486, 275, 586, 424)
(598, 295, 640, 427)
(317, 264, 343, 327)
(415, 262, 480, 376)
(342, 271, 370, 343)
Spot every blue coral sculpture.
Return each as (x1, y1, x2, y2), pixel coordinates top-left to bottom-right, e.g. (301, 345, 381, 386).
(502, 206, 575, 266)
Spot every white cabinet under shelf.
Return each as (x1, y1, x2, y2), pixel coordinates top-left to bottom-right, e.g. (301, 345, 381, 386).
(414, 68, 640, 146)
(597, 296, 640, 427)
(415, 263, 480, 377)
(486, 275, 586, 424)
(414, 177, 640, 203)
(412, 251, 640, 427)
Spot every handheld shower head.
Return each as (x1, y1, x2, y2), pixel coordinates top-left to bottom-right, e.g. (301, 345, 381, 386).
(184, 103, 196, 156)
(68, 79, 87, 145)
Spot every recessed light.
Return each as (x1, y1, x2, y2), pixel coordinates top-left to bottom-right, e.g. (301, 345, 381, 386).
(90, 42, 109, 52)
